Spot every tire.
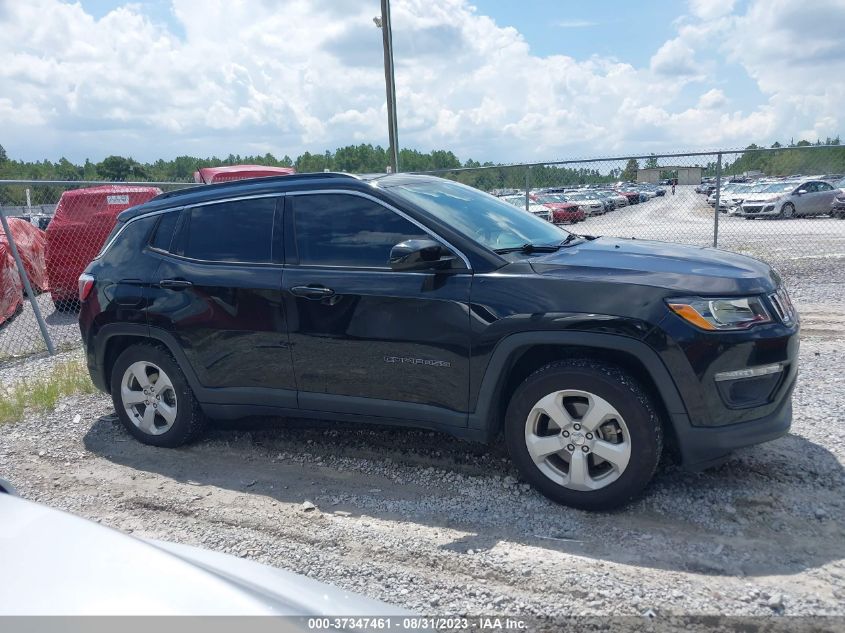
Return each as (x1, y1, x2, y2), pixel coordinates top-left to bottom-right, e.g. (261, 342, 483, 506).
(504, 358, 662, 511)
(779, 202, 795, 219)
(110, 343, 207, 447)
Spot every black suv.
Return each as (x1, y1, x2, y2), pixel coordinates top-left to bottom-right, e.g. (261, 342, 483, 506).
(79, 173, 799, 510)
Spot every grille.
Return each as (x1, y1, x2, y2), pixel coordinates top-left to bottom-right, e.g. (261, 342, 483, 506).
(768, 287, 796, 324)
(743, 205, 763, 213)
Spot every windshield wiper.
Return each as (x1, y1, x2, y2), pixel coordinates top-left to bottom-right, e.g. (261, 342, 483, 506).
(493, 243, 562, 254)
(559, 233, 582, 246)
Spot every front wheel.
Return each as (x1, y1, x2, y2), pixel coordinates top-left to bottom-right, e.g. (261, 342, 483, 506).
(504, 359, 662, 510)
(110, 344, 207, 447)
(779, 202, 795, 219)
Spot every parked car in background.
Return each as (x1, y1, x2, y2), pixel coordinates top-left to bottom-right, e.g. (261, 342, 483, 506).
(564, 192, 606, 216)
(45, 185, 162, 311)
(615, 187, 641, 205)
(500, 195, 553, 222)
(530, 193, 585, 224)
(739, 179, 838, 219)
(0, 485, 405, 616)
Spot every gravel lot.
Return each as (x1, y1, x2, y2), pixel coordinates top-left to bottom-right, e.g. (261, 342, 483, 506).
(0, 188, 843, 628)
(0, 307, 843, 627)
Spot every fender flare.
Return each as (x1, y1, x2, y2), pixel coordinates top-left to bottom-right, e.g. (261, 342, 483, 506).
(93, 323, 204, 395)
(468, 331, 690, 437)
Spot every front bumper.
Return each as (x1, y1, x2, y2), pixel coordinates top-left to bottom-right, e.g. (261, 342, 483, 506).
(646, 307, 799, 469)
(674, 385, 793, 470)
(740, 202, 779, 217)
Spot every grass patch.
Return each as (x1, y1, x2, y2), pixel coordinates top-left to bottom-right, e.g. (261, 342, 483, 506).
(0, 359, 97, 425)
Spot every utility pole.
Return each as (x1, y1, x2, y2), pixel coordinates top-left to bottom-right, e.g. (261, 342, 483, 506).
(375, 0, 399, 173)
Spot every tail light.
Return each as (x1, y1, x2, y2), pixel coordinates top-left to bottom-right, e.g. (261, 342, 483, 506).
(78, 273, 95, 302)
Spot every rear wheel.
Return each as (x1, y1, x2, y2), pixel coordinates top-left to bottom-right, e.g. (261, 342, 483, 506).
(110, 344, 207, 447)
(504, 359, 662, 510)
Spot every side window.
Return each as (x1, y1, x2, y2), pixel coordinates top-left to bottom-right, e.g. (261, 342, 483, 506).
(180, 198, 276, 263)
(292, 194, 429, 268)
(799, 182, 816, 193)
(817, 182, 833, 191)
(149, 211, 180, 252)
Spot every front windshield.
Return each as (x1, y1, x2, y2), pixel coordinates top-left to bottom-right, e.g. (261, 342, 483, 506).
(390, 179, 570, 251)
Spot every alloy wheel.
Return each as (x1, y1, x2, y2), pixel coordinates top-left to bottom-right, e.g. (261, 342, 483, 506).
(524, 389, 632, 491)
(120, 361, 178, 435)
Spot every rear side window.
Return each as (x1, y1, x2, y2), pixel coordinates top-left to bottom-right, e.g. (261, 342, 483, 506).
(292, 194, 428, 268)
(179, 198, 277, 263)
(149, 212, 180, 252)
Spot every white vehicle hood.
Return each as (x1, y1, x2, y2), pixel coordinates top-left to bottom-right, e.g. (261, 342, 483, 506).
(0, 494, 407, 616)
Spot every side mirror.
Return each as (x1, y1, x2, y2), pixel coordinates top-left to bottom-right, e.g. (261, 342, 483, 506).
(795, 190, 804, 196)
(389, 239, 457, 272)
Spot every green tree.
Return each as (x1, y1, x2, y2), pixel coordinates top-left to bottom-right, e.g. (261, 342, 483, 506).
(644, 154, 659, 169)
(621, 158, 639, 181)
(96, 155, 146, 181)
(0, 144, 7, 163)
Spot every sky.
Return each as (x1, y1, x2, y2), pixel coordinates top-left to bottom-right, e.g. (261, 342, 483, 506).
(0, 0, 843, 164)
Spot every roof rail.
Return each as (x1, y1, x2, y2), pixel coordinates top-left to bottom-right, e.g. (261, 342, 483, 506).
(152, 171, 362, 201)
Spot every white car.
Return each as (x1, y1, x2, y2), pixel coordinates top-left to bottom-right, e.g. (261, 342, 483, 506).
(0, 482, 406, 616)
(499, 195, 553, 222)
(739, 179, 839, 219)
(564, 193, 605, 216)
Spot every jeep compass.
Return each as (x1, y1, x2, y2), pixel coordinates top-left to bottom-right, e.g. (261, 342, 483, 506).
(79, 173, 799, 510)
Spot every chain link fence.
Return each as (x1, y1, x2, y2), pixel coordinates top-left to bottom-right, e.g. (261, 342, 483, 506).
(0, 180, 197, 360)
(1, 146, 844, 361)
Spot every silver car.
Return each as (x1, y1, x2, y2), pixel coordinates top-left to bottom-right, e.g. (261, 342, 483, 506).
(0, 486, 407, 616)
(740, 179, 839, 219)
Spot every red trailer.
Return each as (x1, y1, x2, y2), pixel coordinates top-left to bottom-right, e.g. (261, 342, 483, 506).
(45, 185, 162, 311)
(193, 164, 296, 184)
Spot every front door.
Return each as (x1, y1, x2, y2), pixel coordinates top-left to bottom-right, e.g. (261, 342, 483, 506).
(282, 191, 472, 426)
(146, 196, 295, 402)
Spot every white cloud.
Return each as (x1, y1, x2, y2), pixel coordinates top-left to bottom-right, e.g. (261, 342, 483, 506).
(650, 38, 700, 77)
(0, 0, 840, 165)
(698, 88, 727, 110)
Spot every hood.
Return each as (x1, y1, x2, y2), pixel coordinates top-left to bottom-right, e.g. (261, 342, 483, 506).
(743, 193, 781, 203)
(543, 202, 578, 211)
(529, 237, 779, 295)
(0, 494, 406, 616)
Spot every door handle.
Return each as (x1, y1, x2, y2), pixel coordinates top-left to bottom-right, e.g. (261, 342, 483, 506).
(290, 285, 335, 300)
(159, 279, 193, 289)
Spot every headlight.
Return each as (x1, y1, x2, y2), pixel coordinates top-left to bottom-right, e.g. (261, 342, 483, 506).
(667, 296, 772, 330)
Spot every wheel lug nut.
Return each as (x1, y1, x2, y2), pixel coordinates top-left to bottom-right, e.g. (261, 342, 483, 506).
(562, 430, 570, 437)
(581, 446, 589, 453)
(567, 444, 575, 452)
(573, 424, 581, 431)
(585, 433, 593, 440)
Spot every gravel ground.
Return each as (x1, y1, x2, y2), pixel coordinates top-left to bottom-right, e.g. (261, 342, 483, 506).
(0, 301, 842, 627)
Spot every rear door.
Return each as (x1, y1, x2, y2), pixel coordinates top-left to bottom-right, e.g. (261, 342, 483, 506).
(146, 195, 295, 403)
(282, 191, 472, 427)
